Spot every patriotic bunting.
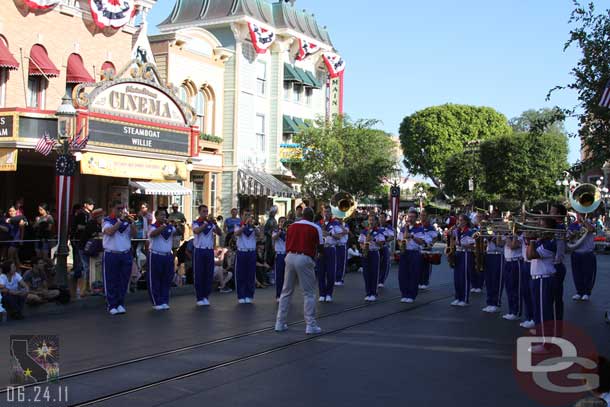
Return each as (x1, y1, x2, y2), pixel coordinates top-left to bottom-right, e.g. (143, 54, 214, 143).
(322, 52, 345, 78)
(35, 133, 56, 156)
(23, 0, 60, 10)
(296, 38, 320, 61)
(599, 80, 610, 108)
(70, 127, 88, 151)
(89, 0, 136, 30)
(247, 22, 276, 54)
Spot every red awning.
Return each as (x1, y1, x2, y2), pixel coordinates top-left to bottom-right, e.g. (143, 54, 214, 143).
(28, 44, 59, 77)
(0, 40, 19, 70)
(66, 53, 94, 83)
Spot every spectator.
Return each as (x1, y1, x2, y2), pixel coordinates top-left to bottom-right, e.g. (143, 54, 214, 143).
(295, 204, 304, 221)
(214, 247, 233, 293)
(24, 258, 59, 304)
(71, 198, 93, 279)
(221, 238, 237, 292)
(33, 203, 54, 260)
(255, 242, 271, 288)
(223, 208, 241, 246)
(78, 208, 104, 297)
(14, 197, 24, 217)
(0, 210, 9, 262)
(264, 206, 278, 266)
(347, 243, 362, 273)
(6, 206, 26, 267)
(0, 260, 28, 319)
(183, 238, 195, 285)
(168, 203, 187, 254)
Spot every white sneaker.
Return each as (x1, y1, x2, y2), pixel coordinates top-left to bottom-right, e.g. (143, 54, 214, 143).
(378, 283, 384, 288)
(116, 305, 126, 314)
(581, 295, 590, 301)
(153, 305, 164, 311)
(400, 297, 409, 303)
(405, 298, 414, 303)
(201, 298, 210, 306)
(482, 306, 491, 312)
(470, 288, 476, 293)
(245, 297, 253, 304)
(365, 296, 372, 301)
(502, 313, 519, 321)
(484, 306, 499, 313)
(520, 320, 536, 328)
(369, 295, 377, 302)
(420, 285, 429, 290)
(196, 300, 206, 306)
(325, 295, 333, 302)
(161, 304, 170, 310)
(357, 267, 363, 273)
(274, 323, 288, 332)
(109, 308, 119, 315)
(450, 299, 460, 306)
(457, 301, 468, 307)
(334, 282, 343, 286)
(572, 294, 582, 301)
(319, 296, 326, 302)
(305, 325, 322, 335)
(238, 299, 246, 304)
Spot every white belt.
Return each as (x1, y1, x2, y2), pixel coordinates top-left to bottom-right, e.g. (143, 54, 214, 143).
(151, 250, 172, 256)
(238, 249, 255, 252)
(506, 257, 523, 262)
(532, 274, 552, 280)
(276, 251, 286, 255)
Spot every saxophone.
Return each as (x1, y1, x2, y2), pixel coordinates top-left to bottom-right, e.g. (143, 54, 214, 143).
(444, 226, 456, 268)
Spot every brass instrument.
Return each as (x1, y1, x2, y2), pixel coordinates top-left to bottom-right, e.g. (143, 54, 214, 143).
(570, 183, 602, 214)
(362, 242, 370, 257)
(473, 231, 485, 273)
(444, 226, 456, 268)
(399, 239, 407, 254)
(330, 192, 357, 220)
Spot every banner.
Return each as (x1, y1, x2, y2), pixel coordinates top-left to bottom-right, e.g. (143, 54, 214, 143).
(322, 52, 346, 78)
(247, 22, 275, 54)
(296, 38, 320, 61)
(89, 0, 136, 30)
(390, 186, 400, 229)
(23, 0, 59, 10)
(55, 154, 76, 249)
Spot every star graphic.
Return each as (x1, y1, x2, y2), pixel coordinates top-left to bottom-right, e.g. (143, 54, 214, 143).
(24, 368, 32, 377)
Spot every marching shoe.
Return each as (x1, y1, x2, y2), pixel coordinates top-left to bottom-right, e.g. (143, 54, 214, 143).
(319, 296, 326, 302)
(378, 283, 384, 288)
(357, 267, 363, 273)
(470, 288, 476, 293)
(334, 281, 344, 286)
(117, 305, 126, 314)
(245, 297, 253, 304)
(502, 313, 518, 321)
(369, 296, 377, 302)
(109, 308, 119, 315)
(450, 299, 460, 306)
(482, 306, 491, 312)
(572, 294, 582, 301)
(305, 325, 322, 335)
(365, 296, 372, 301)
(520, 320, 535, 329)
(196, 300, 206, 306)
(325, 295, 333, 302)
(405, 298, 414, 303)
(153, 305, 163, 311)
(201, 298, 210, 306)
(485, 306, 500, 313)
(400, 298, 409, 303)
(238, 299, 246, 304)
(457, 301, 468, 307)
(161, 304, 170, 310)
(275, 323, 288, 332)
(420, 285, 429, 290)
(581, 295, 590, 301)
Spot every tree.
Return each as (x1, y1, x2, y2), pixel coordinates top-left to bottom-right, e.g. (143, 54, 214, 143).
(549, 1, 610, 168)
(509, 107, 567, 136)
(293, 116, 397, 201)
(442, 148, 495, 204)
(398, 104, 512, 188)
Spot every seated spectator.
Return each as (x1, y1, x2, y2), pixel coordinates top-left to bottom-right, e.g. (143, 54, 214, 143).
(222, 238, 237, 291)
(347, 243, 362, 273)
(23, 258, 59, 305)
(213, 247, 233, 293)
(183, 238, 195, 285)
(0, 261, 28, 319)
(255, 242, 270, 288)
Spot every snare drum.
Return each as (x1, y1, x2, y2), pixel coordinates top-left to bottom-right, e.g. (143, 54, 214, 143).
(422, 251, 442, 265)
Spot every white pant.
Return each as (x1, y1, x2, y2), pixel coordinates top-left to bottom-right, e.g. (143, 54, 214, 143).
(276, 253, 318, 327)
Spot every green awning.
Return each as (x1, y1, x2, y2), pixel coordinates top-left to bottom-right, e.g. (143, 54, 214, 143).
(304, 71, 322, 89)
(293, 117, 307, 129)
(283, 115, 299, 134)
(294, 67, 315, 87)
(284, 64, 300, 82)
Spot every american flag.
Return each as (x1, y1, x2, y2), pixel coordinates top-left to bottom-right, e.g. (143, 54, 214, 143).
(600, 80, 610, 108)
(70, 127, 88, 151)
(35, 133, 56, 156)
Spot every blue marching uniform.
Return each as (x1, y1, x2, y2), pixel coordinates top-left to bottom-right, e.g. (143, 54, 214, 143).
(453, 227, 475, 304)
(519, 235, 535, 323)
(483, 236, 503, 309)
(530, 238, 557, 337)
(335, 223, 349, 285)
(502, 234, 523, 318)
(398, 224, 430, 301)
(359, 228, 385, 299)
(378, 225, 394, 286)
(469, 227, 485, 291)
(317, 218, 341, 299)
(419, 223, 437, 288)
(569, 220, 597, 298)
(148, 223, 176, 307)
(235, 224, 258, 302)
(102, 216, 133, 313)
(553, 222, 567, 333)
(192, 217, 217, 303)
(273, 229, 287, 299)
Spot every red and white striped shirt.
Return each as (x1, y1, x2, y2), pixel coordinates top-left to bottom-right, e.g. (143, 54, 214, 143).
(286, 220, 323, 258)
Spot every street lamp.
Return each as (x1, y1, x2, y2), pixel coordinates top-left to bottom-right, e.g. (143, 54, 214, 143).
(415, 186, 427, 211)
(54, 93, 77, 288)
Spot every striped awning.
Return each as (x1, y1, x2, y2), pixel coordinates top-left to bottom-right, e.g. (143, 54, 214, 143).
(129, 181, 191, 196)
(238, 168, 298, 198)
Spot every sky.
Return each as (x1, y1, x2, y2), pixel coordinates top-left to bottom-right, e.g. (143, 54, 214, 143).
(147, 0, 590, 165)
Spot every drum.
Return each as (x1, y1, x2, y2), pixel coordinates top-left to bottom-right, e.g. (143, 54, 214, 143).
(422, 252, 442, 265)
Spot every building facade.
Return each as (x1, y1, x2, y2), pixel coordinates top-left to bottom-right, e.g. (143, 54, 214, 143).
(157, 0, 344, 219)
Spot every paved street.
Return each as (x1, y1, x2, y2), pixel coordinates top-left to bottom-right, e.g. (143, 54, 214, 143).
(1, 253, 609, 407)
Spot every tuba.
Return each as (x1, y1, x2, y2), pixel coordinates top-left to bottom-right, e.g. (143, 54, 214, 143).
(566, 183, 602, 251)
(330, 192, 357, 220)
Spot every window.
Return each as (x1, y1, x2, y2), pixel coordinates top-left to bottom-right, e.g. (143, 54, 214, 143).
(283, 81, 291, 101)
(305, 88, 313, 105)
(27, 77, 46, 109)
(195, 91, 205, 132)
(0, 69, 6, 108)
(256, 114, 266, 153)
(256, 61, 266, 96)
(178, 86, 188, 103)
(293, 84, 303, 103)
(210, 173, 217, 216)
(191, 174, 205, 221)
(100, 61, 115, 80)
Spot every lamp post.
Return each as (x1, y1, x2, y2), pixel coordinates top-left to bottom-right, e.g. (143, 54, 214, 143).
(415, 186, 427, 211)
(555, 176, 570, 201)
(54, 93, 77, 288)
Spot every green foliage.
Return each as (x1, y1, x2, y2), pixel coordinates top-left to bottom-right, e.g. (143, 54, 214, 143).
(293, 115, 397, 201)
(549, 1, 610, 168)
(442, 149, 495, 204)
(200, 133, 223, 144)
(398, 104, 511, 187)
(509, 108, 567, 136)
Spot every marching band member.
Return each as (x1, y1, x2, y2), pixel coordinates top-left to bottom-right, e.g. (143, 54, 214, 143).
(526, 218, 558, 348)
(550, 203, 568, 334)
(419, 210, 438, 290)
(501, 226, 522, 321)
(334, 219, 349, 286)
(451, 214, 475, 306)
(398, 208, 430, 303)
(272, 216, 287, 301)
(378, 212, 394, 288)
(518, 232, 535, 328)
(359, 214, 386, 302)
(192, 205, 222, 306)
(234, 211, 260, 304)
(148, 210, 176, 310)
(569, 213, 597, 301)
(317, 206, 342, 302)
(482, 230, 503, 313)
(469, 212, 485, 293)
(102, 201, 136, 315)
